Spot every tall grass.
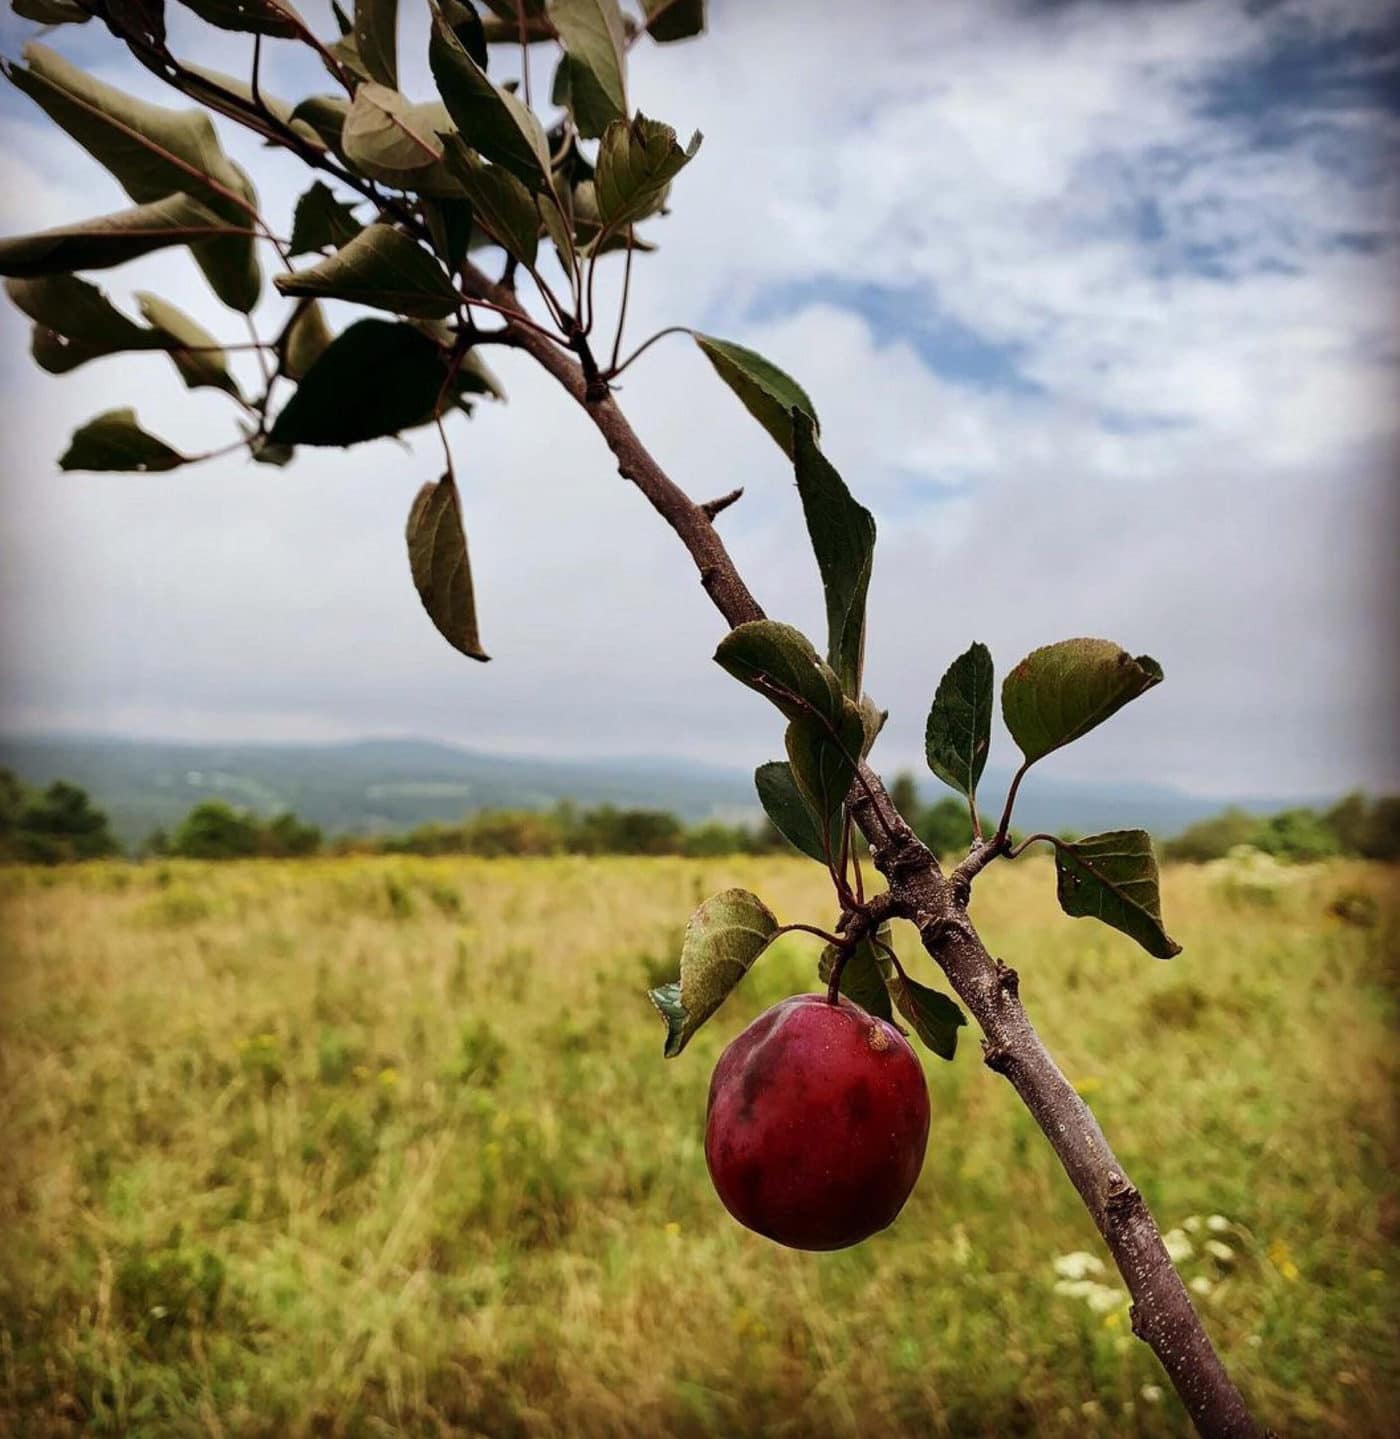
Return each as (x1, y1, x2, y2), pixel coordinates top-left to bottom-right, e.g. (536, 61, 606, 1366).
(0, 854, 1395, 1436)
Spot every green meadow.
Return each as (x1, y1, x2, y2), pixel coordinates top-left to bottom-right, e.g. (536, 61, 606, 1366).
(1, 853, 1395, 1437)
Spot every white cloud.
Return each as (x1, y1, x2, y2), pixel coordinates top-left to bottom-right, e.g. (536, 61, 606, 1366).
(0, 0, 1395, 799)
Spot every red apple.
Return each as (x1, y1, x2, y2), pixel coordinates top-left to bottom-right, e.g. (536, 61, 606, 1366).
(704, 992, 930, 1250)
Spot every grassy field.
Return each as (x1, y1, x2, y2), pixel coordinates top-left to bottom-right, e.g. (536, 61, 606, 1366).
(0, 853, 1395, 1438)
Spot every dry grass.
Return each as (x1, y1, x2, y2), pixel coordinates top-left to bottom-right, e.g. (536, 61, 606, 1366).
(0, 853, 1395, 1437)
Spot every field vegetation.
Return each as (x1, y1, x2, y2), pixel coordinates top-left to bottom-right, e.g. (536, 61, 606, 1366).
(1, 853, 1395, 1436)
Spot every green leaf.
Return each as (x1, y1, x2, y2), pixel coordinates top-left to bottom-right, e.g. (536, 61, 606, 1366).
(341, 83, 462, 195)
(714, 619, 844, 724)
(791, 408, 874, 696)
(547, 0, 627, 139)
(0, 193, 244, 278)
(176, 0, 303, 37)
(593, 113, 700, 230)
(134, 292, 242, 398)
(59, 408, 187, 472)
(288, 95, 351, 155)
(754, 761, 828, 864)
(406, 473, 489, 662)
(3, 43, 262, 311)
(12, 0, 92, 23)
(354, 0, 399, 87)
(423, 197, 473, 273)
(428, 3, 551, 190)
(278, 299, 333, 381)
(181, 64, 325, 150)
(289, 181, 363, 257)
(640, 0, 704, 43)
(268, 318, 449, 446)
(4, 275, 164, 373)
(274, 224, 460, 318)
(784, 700, 865, 830)
(882, 970, 966, 1060)
(1002, 638, 1164, 767)
(456, 347, 505, 401)
(818, 934, 893, 1022)
(648, 888, 778, 1057)
(439, 0, 488, 66)
(693, 332, 817, 459)
(1053, 830, 1181, 960)
(925, 641, 994, 803)
(859, 693, 887, 758)
(440, 137, 540, 265)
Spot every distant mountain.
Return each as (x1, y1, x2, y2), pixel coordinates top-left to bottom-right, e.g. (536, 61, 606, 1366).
(0, 732, 1324, 850)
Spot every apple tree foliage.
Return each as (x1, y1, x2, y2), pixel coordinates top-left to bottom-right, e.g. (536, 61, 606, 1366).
(0, 0, 1178, 1061)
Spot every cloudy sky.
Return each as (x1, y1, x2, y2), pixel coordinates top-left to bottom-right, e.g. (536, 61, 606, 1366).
(0, 0, 1396, 800)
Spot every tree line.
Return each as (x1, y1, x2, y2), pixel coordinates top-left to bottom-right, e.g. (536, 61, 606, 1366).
(1, 766, 1395, 865)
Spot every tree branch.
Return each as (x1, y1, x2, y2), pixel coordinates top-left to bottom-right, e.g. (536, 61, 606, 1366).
(456, 258, 1264, 1439)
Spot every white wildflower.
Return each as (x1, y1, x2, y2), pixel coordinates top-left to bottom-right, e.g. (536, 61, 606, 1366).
(1207, 1214, 1232, 1233)
(1141, 1384, 1164, 1405)
(1085, 1283, 1128, 1314)
(1183, 1215, 1203, 1233)
(1190, 1275, 1214, 1296)
(1053, 1251, 1105, 1280)
(1163, 1228, 1194, 1263)
(1204, 1239, 1235, 1263)
(1054, 1279, 1098, 1299)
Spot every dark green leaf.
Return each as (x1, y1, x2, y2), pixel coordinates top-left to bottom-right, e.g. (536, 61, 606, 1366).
(288, 95, 351, 155)
(548, 0, 627, 139)
(648, 887, 778, 1057)
(428, 3, 550, 190)
(176, 0, 303, 37)
(859, 693, 887, 758)
(440, 137, 540, 265)
(4, 275, 163, 372)
(12, 0, 92, 22)
(640, 0, 703, 42)
(791, 408, 874, 696)
(593, 113, 700, 230)
(341, 83, 462, 194)
(818, 934, 893, 1022)
(1003, 638, 1164, 766)
(278, 299, 333, 381)
(3, 43, 261, 311)
(181, 64, 326, 150)
(424, 197, 473, 272)
(268, 318, 449, 446)
(289, 181, 363, 257)
(925, 641, 994, 802)
(1053, 830, 1181, 959)
(134, 292, 242, 397)
(406, 473, 489, 662)
(714, 619, 844, 724)
(693, 332, 816, 459)
(882, 969, 966, 1060)
(754, 761, 828, 864)
(59, 408, 187, 472)
(439, 0, 488, 67)
(0, 193, 244, 278)
(784, 700, 865, 829)
(455, 347, 505, 401)
(274, 224, 460, 318)
(353, 0, 399, 87)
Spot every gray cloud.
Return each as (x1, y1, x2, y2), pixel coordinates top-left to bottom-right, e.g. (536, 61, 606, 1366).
(0, 0, 1395, 798)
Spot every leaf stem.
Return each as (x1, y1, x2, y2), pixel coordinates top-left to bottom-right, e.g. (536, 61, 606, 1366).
(609, 226, 635, 373)
(994, 760, 1030, 848)
(604, 324, 693, 380)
